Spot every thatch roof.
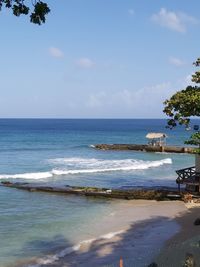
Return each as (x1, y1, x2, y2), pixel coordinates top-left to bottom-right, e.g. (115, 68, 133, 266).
(146, 133, 167, 139)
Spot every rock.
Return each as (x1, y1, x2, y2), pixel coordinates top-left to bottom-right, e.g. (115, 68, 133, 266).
(29, 188, 36, 192)
(183, 253, 195, 267)
(148, 263, 158, 267)
(183, 194, 193, 203)
(194, 218, 200, 225)
(1, 181, 12, 185)
(193, 198, 200, 203)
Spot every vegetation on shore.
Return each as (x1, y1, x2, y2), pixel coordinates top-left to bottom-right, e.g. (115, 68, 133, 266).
(185, 132, 200, 154)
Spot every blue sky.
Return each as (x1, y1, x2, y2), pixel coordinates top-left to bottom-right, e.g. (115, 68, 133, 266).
(0, 0, 200, 118)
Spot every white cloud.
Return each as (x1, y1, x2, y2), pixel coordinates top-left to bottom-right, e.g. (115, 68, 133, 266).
(49, 47, 64, 58)
(87, 92, 106, 108)
(169, 57, 185, 67)
(128, 9, 134, 16)
(85, 82, 175, 118)
(179, 12, 199, 25)
(182, 74, 196, 86)
(76, 58, 95, 69)
(185, 74, 192, 85)
(151, 8, 198, 33)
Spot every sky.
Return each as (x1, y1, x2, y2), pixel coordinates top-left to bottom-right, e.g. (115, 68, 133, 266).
(0, 0, 200, 118)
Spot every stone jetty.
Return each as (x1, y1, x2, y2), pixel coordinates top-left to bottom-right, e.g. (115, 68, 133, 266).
(94, 144, 194, 153)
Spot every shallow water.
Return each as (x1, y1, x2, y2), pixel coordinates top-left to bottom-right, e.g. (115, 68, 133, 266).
(0, 119, 197, 266)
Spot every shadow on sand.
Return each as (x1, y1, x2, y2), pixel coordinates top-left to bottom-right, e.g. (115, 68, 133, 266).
(12, 214, 188, 267)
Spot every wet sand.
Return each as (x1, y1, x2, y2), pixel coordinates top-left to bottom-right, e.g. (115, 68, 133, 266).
(28, 200, 188, 267)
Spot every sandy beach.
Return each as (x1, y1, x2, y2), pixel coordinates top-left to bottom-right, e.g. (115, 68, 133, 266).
(156, 204, 200, 267)
(2, 0, 200, 265)
(22, 200, 192, 267)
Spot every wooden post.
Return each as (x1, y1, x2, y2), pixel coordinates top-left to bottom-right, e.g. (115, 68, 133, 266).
(178, 183, 180, 193)
(119, 257, 123, 267)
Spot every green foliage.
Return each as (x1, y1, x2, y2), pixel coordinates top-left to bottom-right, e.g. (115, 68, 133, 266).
(163, 58, 200, 129)
(185, 132, 200, 153)
(0, 0, 50, 25)
(192, 58, 200, 83)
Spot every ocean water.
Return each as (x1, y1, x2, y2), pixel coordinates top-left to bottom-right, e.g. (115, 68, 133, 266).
(0, 119, 197, 267)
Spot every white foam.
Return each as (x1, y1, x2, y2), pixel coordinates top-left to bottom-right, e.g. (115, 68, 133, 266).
(51, 158, 172, 175)
(89, 144, 95, 148)
(101, 230, 124, 239)
(0, 158, 172, 180)
(49, 157, 98, 164)
(0, 172, 53, 180)
(49, 157, 172, 168)
(26, 230, 124, 267)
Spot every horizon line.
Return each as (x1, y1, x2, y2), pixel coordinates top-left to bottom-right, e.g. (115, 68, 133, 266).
(0, 117, 170, 120)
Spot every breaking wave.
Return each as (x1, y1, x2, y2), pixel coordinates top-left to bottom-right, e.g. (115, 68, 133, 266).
(0, 157, 172, 180)
(0, 172, 53, 180)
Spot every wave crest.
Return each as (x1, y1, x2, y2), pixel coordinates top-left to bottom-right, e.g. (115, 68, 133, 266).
(0, 158, 172, 180)
(0, 172, 53, 180)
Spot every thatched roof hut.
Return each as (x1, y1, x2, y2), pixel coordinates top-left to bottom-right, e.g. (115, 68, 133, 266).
(146, 133, 167, 146)
(146, 133, 167, 139)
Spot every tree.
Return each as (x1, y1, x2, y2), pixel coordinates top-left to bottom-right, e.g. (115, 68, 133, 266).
(163, 58, 200, 175)
(163, 58, 200, 129)
(0, 0, 50, 25)
(185, 132, 200, 154)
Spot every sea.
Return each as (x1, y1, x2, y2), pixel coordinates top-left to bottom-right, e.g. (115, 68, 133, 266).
(0, 119, 197, 267)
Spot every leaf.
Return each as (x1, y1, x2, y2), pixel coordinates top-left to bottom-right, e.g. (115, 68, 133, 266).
(0, 0, 50, 24)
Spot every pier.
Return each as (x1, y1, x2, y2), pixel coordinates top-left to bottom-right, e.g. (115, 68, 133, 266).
(94, 144, 194, 153)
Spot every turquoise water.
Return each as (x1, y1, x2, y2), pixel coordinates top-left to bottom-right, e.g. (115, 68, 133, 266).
(0, 119, 196, 266)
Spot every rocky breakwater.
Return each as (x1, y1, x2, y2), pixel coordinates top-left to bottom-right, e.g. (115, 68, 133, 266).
(94, 144, 194, 153)
(1, 181, 184, 201)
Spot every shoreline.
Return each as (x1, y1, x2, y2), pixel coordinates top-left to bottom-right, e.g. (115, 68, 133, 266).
(19, 200, 189, 267)
(156, 204, 200, 266)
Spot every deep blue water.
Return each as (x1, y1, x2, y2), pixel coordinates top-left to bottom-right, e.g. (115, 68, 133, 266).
(0, 119, 197, 267)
